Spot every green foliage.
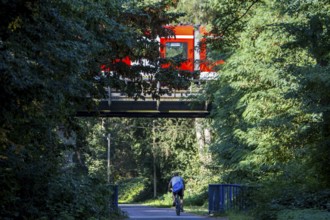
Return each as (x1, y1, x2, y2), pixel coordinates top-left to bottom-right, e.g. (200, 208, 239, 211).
(184, 174, 221, 206)
(0, 0, 184, 218)
(4, 0, 329, 219)
(46, 173, 113, 220)
(118, 177, 150, 203)
(198, 0, 330, 217)
(142, 177, 218, 213)
(76, 117, 207, 204)
(91, 117, 216, 208)
(225, 212, 254, 220)
(170, 0, 209, 24)
(0, 145, 59, 219)
(277, 209, 330, 220)
(142, 173, 221, 209)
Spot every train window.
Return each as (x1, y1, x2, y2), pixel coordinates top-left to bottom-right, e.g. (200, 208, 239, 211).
(165, 42, 188, 59)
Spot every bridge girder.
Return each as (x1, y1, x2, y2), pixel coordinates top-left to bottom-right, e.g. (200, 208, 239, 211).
(76, 100, 211, 118)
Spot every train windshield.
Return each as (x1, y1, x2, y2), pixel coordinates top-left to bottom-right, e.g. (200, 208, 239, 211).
(165, 42, 188, 59)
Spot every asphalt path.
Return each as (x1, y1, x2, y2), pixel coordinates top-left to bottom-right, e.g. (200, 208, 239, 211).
(119, 204, 226, 220)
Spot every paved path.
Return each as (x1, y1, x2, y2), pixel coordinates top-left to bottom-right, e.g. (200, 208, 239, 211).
(119, 204, 225, 220)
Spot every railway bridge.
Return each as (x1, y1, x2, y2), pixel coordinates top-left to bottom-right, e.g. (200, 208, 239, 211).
(76, 84, 211, 118)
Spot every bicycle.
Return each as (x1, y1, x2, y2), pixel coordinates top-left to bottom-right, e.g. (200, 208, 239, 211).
(174, 193, 181, 216)
(169, 189, 182, 216)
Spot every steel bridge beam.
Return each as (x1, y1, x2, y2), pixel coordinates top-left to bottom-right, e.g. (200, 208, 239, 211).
(76, 100, 211, 118)
(76, 84, 211, 118)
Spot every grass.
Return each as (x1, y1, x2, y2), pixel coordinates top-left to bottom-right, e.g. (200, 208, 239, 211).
(142, 193, 173, 207)
(117, 177, 147, 203)
(184, 205, 209, 216)
(224, 212, 254, 220)
(142, 194, 219, 217)
(277, 209, 330, 220)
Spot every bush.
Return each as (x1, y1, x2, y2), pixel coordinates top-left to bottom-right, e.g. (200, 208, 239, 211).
(118, 177, 150, 203)
(185, 188, 208, 206)
(277, 209, 330, 220)
(248, 178, 330, 220)
(46, 173, 115, 220)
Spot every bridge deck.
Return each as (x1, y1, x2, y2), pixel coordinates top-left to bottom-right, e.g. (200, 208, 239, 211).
(76, 87, 211, 118)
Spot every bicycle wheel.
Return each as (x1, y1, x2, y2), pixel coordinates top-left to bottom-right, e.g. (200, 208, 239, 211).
(175, 195, 180, 216)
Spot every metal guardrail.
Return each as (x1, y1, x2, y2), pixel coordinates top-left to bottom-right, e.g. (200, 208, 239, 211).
(105, 81, 203, 103)
(208, 184, 252, 214)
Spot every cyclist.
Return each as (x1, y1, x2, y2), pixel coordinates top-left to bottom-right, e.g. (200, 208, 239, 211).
(168, 172, 185, 212)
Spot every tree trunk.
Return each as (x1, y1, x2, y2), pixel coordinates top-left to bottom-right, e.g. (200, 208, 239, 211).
(153, 120, 157, 198)
(195, 118, 212, 167)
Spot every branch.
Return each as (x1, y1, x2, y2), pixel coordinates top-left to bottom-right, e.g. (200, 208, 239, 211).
(221, 0, 261, 35)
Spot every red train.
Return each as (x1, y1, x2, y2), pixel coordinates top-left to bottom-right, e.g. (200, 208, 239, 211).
(102, 25, 224, 80)
(160, 25, 224, 79)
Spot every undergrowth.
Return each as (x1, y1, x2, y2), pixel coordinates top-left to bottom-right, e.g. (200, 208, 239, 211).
(277, 209, 330, 220)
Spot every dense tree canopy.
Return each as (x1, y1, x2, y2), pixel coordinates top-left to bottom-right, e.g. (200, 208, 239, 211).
(0, 0, 185, 218)
(200, 0, 330, 217)
(1, 0, 329, 219)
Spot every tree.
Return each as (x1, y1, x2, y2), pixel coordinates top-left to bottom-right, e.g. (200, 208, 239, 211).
(0, 0, 184, 218)
(200, 0, 330, 216)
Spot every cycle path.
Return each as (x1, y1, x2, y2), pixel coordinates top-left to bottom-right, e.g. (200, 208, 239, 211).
(119, 204, 227, 220)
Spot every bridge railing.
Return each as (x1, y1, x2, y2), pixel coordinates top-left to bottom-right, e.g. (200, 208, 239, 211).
(104, 80, 205, 102)
(77, 80, 211, 117)
(208, 184, 254, 214)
